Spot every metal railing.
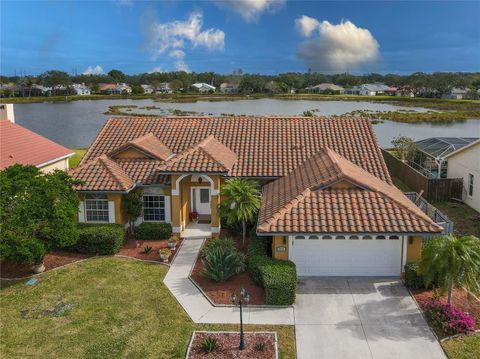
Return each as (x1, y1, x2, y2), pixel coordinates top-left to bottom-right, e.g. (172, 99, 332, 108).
(404, 192, 453, 234)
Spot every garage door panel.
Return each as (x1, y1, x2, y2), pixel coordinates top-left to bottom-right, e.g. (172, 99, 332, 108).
(293, 238, 402, 277)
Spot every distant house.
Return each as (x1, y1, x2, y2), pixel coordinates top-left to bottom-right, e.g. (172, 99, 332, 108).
(345, 83, 389, 96)
(98, 83, 117, 94)
(219, 82, 240, 94)
(0, 104, 73, 172)
(383, 87, 398, 96)
(443, 87, 468, 100)
(141, 84, 155, 94)
(445, 139, 480, 212)
(191, 83, 216, 93)
(98, 83, 131, 94)
(157, 83, 173, 94)
(72, 83, 91, 96)
(306, 83, 344, 94)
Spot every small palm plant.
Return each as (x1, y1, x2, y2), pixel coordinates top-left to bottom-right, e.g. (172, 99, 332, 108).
(202, 247, 245, 282)
(219, 178, 261, 246)
(200, 337, 218, 353)
(418, 235, 480, 304)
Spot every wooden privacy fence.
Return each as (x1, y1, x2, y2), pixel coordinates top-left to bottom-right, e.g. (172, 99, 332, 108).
(381, 149, 463, 202)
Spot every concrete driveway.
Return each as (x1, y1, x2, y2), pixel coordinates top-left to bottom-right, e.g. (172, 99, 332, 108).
(295, 278, 446, 359)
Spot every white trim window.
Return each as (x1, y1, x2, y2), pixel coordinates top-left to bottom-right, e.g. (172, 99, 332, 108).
(85, 193, 109, 222)
(143, 195, 165, 222)
(468, 173, 474, 197)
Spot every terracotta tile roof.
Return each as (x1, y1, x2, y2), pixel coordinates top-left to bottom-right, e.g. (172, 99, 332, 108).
(109, 133, 173, 161)
(115, 158, 170, 185)
(158, 135, 237, 173)
(71, 155, 134, 191)
(257, 148, 442, 234)
(81, 117, 390, 182)
(0, 120, 73, 170)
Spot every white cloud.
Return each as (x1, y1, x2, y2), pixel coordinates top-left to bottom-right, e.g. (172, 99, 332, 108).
(146, 11, 224, 71)
(295, 15, 320, 37)
(296, 17, 380, 73)
(82, 65, 104, 75)
(217, 0, 285, 22)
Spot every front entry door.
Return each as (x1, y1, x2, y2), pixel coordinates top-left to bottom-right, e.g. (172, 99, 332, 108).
(191, 187, 211, 215)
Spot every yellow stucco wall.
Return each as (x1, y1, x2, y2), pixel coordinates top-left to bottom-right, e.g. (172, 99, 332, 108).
(107, 193, 125, 224)
(330, 180, 357, 189)
(39, 157, 70, 172)
(272, 235, 289, 260)
(407, 236, 423, 262)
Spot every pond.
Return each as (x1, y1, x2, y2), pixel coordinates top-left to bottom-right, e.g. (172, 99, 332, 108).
(12, 98, 480, 148)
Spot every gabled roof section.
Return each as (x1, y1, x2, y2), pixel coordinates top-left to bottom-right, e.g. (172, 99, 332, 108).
(257, 148, 442, 234)
(108, 133, 173, 161)
(71, 155, 134, 192)
(158, 135, 237, 173)
(0, 120, 73, 170)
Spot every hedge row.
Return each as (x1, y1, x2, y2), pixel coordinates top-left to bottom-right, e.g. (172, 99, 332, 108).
(135, 223, 172, 240)
(247, 235, 297, 305)
(70, 224, 126, 255)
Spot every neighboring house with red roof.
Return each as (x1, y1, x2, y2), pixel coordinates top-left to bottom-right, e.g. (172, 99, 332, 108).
(71, 116, 446, 277)
(0, 118, 73, 172)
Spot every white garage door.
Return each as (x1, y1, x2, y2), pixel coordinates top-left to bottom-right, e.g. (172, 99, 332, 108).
(290, 235, 403, 277)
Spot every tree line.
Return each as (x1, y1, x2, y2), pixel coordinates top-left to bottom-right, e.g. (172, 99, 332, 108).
(1, 69, 480, 96)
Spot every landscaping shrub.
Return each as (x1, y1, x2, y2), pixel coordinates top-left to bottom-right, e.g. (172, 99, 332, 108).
(71, 224, 125, 255)
(424, 299, 474, 336)
(201, 238, 236, 258)
(404, 262, 425, 289)
(200, 337, 218, 353)
(202, 247, 245, 282)
(247, 234, 297, 305)
(135, 223, 172, 240)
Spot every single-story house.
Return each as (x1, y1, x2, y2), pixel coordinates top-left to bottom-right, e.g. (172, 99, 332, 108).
(71, 116, 443, 277)
(0, 106, 73, 172)
(72, 84, 91, 96)
(141, 84, 155, 94)
(219, 83, 240, 93)
(442, 87, 468, 100)
(305, 83, 344, 94)
(191, 83, 216, 92)
(157, 83, 173, 93)
(445, 139, 480, 212)
(98, 83, 132, 94)
(345, 83, 389, 96)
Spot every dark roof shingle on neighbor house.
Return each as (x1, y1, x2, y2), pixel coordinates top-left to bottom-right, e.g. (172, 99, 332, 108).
(257, 147, 442, 234)
(81, 116, 391, 182)
(0, 120, 73, 170)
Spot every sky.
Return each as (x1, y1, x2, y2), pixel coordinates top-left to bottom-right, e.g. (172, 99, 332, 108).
(1, 0, 479, 76)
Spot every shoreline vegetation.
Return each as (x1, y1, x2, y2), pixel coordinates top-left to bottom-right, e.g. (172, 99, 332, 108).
(2, 93, 479, 123)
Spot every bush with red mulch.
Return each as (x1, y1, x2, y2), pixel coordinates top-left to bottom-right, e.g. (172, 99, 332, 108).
(190, 237, 265, 305)
(412, 288, 480, 335)
(187, 332, 277, 359)
(117, 237, 181, 263)
(1, 251, 92, 279)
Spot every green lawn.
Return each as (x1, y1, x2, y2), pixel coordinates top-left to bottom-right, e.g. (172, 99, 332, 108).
(69, 149, 87, 168)
(0, 258, 295, 358)
(434, 201, 480, 237)
(442, 333, 480, 359)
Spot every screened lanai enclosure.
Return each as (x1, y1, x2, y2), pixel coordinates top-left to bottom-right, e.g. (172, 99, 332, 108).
(410, 137, 479, 178)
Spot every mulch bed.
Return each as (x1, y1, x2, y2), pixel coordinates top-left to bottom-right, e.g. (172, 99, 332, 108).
(117, 237, 182, 263)
(190, 236, 265, 305)
(187, 332, 277, 359)
(1, 251, 92, 279)
(412, 288, 480, 330)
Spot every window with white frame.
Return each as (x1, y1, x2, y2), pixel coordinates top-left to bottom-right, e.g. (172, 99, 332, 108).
(468, 174, 474, 197)
(85, 193, 109, 222)
(143, 195, 165, 221)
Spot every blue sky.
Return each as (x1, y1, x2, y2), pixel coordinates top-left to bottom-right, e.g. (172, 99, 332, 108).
(1, 0, 479, 75)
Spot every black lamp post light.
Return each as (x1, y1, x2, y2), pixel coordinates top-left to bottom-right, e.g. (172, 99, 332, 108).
(231, 287, 250, 350)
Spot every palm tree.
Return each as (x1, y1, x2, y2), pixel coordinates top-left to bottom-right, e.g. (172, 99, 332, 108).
(219, 178, 261, 246)
(418, 235, 480, 304)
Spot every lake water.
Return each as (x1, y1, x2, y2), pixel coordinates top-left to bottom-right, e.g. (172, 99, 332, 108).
(12, 98, 480, 148)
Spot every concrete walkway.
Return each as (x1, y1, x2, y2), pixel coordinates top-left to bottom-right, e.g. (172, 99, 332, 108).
(163, 238, 294, 325)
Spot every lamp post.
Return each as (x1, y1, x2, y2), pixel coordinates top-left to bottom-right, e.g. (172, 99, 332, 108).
(231, 287, 250, 350)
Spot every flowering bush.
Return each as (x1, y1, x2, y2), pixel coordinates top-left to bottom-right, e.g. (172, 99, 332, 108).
(189, 211, 199, 220)
(424, 299, 474, 336)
